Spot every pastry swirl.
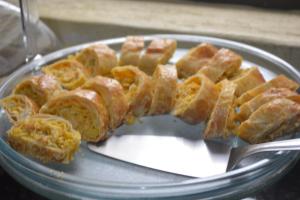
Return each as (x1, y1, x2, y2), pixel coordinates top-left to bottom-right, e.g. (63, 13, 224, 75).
(139, 39, 177, 75)
(119, 36, 144, 66)
(173, 74, 219, 124)
(40, 89, 109, 142)
(148, 64, 177, 115)
(204, 80, 237, 139)
(0, 94, 38, 123)
(7, 114, 81, 163)
(176, 43, 218, 78)
(111, 66, 152, 120)
(237, 98, 300, 144)
(42, 59, 88, 90)
(82, 76, 128, 129)
(237, 75, 299, 105)
(75, 44, 117, 76)
(13, 74, 62, 107)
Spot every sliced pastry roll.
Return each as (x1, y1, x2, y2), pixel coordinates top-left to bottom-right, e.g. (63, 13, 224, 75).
(230, 67, 265, 97)
(204, 80, 237, 139)
(75, 44, 117, 76)
(42, 59, 88, 90)
(237, 75, 299, 105)
(237, 98, 300, 144)
(148, 64, 177, 115)
(172, 74, 219, 124)
(197, 48, 242, 82)
(82, 76, 128, 129)
(139, 39, 177, 75)
(8, 114, 81, 163)
(119, 36, 144, 66)
(0, 94, 38, 123)
(111, 66, 152, 120)
(13, 74, 62, 107)
(237, 88, 298, 122)
(40, 89, 109, 142)
(176, 43, 218, 78)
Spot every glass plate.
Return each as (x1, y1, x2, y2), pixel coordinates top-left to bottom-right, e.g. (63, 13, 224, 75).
(0, 34, 299, 200)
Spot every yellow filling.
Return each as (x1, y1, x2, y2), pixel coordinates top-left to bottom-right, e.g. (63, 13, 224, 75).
(45, 101, 99, 140)
(175, 77, 201, 114)
(1, 96, 32, 121)
(14, 85, 45, 107)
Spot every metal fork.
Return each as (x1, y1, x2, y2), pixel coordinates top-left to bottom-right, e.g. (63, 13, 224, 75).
(226, 138, 300, 171)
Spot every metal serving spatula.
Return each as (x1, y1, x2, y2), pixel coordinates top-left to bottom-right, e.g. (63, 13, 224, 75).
(88, 115, 300, 177)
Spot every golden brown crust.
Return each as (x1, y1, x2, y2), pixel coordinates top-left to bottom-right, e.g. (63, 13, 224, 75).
(75, 44, 117, 76)
(0, 94, 39, 123)
(197, 48, 242, 82)
(111, 66, 152, 120)
(119, 36, 144, 66)
(148, 64, 177, 115)
(176, 43, 218, 78)
(13, 74, 62, 107)
(237, 75, 300, 105)
(230, 67, 265, 97)
(82, 76, 129, 129)
(42, 59, 88, 90)
(238, 98, 300, 144)
(8, 114, 81, 163)
(172, 74, 219, 124)
(40, 89, 109, 142)
(139, 39, 177, 75)
(237, 88, 298, 122)
(204, 80, 237, 139)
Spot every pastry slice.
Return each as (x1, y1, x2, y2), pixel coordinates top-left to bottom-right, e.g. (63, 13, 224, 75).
(139, 39, 177, 75)
(176, 43, 218, 78)
(119, 36, 144, 66)
(237, 75, 299, 105)
(111, 66, 152, 121)
(148, 64, 177, 115)
(238, 98, 300, 144)
(204, 80, 237, 139)
(82, 76, 128, 129)
(42, 59, 88, 90)
(13, 74, 62, 107)
(197, 48, 242, 82)
(237, 88, 298, 122)
(230, 67, 265, 97)
(75, 44, 117, 76)
(40, 89, 109, 142)
(0, 94, 38, 123)
(8, 114, 81, 163)
(172, 74, 219, 124)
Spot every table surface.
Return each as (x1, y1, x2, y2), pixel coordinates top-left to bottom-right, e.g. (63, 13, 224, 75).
(1, 160, 300, 200)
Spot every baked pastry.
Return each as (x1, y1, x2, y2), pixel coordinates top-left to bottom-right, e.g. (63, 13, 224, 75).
(176, 43, 218, 78)
(119, 36, 144, 66)
(237, 88, 298, 122)
(13, 74, 62, 107)
(237, 98, 300, 144)
(237, 75, 299, 105)
(0, 94, 38, 123)
(75, 44, 117, 76)
(172, 74, 219, 124)
(82, 76, 128, 129)
(40, 89, 109, 142)
(197, 48, 242, 82)
(148, 64, 177, 115)
(7, 114, 81, 163)
(42, 59, 88, 90)
(139, 39, 177, 75)
(230, 67, 265, 97)
(111, 66, 152, 121)
(204, 79, 237, 139)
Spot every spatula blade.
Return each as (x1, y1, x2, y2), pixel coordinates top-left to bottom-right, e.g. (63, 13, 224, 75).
(88, 135, 231, 178)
